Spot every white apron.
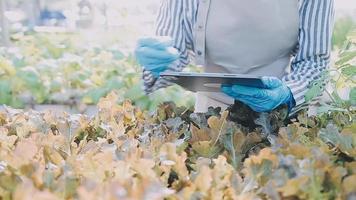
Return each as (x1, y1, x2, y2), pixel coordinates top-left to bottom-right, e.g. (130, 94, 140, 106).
(194, 0, 300, 112)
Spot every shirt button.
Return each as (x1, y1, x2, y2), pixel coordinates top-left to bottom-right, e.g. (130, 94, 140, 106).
(198, 25, 204, 29)
(197, 51, 202, 56)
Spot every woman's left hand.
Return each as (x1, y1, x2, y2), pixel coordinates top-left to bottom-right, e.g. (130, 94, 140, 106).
(221, 77, 296, 112)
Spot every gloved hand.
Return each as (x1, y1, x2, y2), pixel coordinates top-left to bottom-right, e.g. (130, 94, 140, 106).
(135, 37, 179, 77)
(221, 77, 296, 112)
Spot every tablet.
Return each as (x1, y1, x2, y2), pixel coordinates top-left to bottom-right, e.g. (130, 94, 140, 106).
(160, 72, 265, 92)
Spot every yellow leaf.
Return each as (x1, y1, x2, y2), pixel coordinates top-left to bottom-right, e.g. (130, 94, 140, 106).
(207, 111, 229, 131)
(13, 179, 61, 200)
(207, 111, 229, 142)
(0, 112, 6, 125)
(244, 148, 278, 168)
(278, 176, 309, 197)
(211, 156, 240, 187)
(130, 158, 156, 179)
(286, 143, 311, 159)
(43, 146, 64, 166)
(12, 138, 39, 167)
(90, 74, 103, 86)
(159, 143, 189, 180)
(325, 166, 347, 189)
(192, 141, 220, 158)
(0, 127, 18, 150)
(0, 59, 16, 76)
(16, 124, 35, 138)
(345, 162, 356, 174)
(342, 175, 356, 195)
(236, 193, 260, 200)
(194, 166, 212, 193)
(190, 125, 211, 143)
(82, 96, 94, 104)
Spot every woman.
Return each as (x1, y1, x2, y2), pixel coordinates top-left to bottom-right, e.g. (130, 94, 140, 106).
(135, 0, 334, 114)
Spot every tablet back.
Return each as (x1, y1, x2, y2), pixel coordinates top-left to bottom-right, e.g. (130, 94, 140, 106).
(160, 72, 265, 92)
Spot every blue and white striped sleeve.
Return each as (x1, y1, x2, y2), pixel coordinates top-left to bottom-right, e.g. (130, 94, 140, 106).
(142, 0, 198, 94)
(282, 0, 335, 109)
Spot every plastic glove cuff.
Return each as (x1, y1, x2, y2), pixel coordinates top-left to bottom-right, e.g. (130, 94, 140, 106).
(286, 89, 296, 113)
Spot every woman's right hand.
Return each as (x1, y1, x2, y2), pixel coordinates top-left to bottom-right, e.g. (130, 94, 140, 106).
(135, 37, 179, 78)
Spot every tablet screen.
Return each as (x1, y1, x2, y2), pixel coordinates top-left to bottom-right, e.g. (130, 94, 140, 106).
(160, 72, 265, 92)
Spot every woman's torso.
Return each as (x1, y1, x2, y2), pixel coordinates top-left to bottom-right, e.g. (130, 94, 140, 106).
(192, 0, 300, 112)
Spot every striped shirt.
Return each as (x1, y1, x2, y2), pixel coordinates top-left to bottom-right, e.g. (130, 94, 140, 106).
(143, 0, 334, 110)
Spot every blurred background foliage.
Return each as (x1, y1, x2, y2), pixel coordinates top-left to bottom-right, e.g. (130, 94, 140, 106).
(0, 0, 355, 113)
(0, 32, 195, 111)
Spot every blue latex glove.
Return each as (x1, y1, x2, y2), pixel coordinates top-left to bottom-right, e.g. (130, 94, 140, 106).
(221, 77, 296, 112)
(135, 37, 179, 77)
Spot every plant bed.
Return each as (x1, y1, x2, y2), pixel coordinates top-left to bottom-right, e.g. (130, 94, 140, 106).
(0, 92, 354, 200)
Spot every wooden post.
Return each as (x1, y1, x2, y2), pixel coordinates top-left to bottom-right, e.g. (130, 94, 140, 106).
(103, 2, 109, 30)
(25, 0, 41, 29)
(0, 0, 10, 46)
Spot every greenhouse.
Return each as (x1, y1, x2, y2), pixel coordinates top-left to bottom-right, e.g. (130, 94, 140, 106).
(0, 0, 355, 199)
